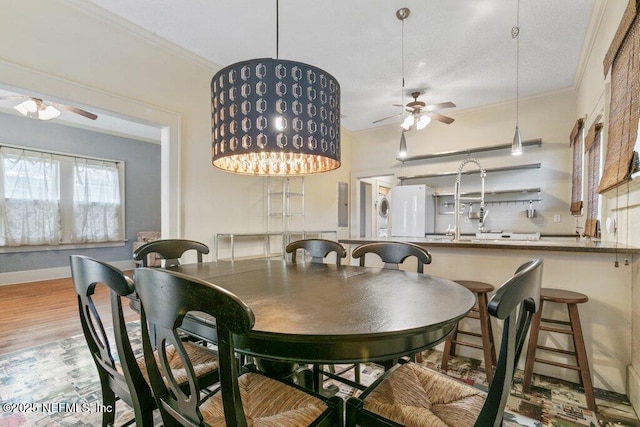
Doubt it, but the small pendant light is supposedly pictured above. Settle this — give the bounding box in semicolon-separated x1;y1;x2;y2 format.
398;131;408;158
511;0;523;156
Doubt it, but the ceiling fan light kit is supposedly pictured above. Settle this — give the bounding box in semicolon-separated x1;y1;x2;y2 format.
14;99;38;114
416;114;431;130
2;95;98;121
211;0;341;176
14;99;61;121
401;115;414;131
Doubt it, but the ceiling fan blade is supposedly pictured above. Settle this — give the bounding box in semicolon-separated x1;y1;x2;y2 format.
0;95;28;102
425;101;456;111
372;112;402;124
428;112;455;125
56;104;98;120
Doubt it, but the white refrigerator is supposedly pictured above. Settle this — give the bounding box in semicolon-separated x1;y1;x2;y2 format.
390;185;435;237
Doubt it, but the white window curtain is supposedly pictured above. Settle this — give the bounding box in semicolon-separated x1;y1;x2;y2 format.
0;148;61;246
73;158;123;243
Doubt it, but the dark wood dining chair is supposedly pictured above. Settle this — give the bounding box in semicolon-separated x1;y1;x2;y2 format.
135;267;344;426
70;255;155;426
131;238;210;339
352;241;432;364
133;238;209;267
70;255;220;427
286;238;348;392
286;238;347;265
345;259;543;427
351;241;432;273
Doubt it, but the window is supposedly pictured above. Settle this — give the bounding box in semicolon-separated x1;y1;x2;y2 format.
569;118;584;216
73;158;123;243
0;150;60;246
0;146;124;247
599;2;639;192
584;123;603;237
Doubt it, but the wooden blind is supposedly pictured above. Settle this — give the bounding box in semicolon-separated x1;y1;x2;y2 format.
598;5;640;193
603;0;639;76
570;118;584;215
584;123;603;237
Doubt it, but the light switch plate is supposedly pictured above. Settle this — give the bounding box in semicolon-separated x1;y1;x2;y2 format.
553;214;561;223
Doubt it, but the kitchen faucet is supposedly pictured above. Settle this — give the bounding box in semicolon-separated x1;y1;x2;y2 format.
454;157;486;241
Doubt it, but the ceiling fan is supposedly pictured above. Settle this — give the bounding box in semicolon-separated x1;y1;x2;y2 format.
374;91;456;129
373;7;455;131
0;95;98;121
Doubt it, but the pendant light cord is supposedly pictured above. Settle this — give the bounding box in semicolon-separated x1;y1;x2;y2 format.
401;14;405;109
276;0;279;59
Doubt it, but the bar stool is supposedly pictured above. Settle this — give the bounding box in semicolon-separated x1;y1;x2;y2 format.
441;280;497;383
522;288;596;411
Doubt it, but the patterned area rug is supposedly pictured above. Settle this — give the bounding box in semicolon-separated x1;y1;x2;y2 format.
0;322;638;426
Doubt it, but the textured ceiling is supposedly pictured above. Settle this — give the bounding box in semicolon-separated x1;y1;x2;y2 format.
29;1;601;133
81;0;595;131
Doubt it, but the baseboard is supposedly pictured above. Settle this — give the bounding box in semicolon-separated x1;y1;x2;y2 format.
0;260;136;286
628;364;640;415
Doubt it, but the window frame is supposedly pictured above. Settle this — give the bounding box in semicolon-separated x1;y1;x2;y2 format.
0;144;125;251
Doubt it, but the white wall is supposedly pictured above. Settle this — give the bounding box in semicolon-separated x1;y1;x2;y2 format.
0;0;351;266
573;0;640;410
350;89;577;236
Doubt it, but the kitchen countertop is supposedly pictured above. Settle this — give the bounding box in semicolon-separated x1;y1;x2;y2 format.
339;236;640;254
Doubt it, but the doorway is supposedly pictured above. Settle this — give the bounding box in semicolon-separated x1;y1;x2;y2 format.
357;175;395;238
0;61;181;238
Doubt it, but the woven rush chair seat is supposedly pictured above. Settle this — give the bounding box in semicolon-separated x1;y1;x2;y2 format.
198;371;331;424
133;341;219;386
361;362;485;426
346;259;543;427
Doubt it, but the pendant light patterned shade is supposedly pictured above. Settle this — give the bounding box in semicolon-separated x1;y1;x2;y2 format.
211;58;341;175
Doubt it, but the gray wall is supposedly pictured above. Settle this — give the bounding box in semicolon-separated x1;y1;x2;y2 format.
0;113;161;272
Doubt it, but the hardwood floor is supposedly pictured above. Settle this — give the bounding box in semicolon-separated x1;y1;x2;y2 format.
0;274;138;354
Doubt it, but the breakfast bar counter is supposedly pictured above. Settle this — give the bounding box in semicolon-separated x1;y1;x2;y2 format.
340;236;640;254
339;236;638;395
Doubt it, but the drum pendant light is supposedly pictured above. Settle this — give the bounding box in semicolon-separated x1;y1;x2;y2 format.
211;1;341;175
511;0;523;156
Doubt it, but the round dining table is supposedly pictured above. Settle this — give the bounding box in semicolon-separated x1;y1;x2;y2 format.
173;259;476;365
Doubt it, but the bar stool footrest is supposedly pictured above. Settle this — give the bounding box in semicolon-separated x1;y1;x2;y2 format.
535;357;582;371
451;339;484;350
539;325;575;335
536;344;576;356
541;317;571;326
455;330;483;339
